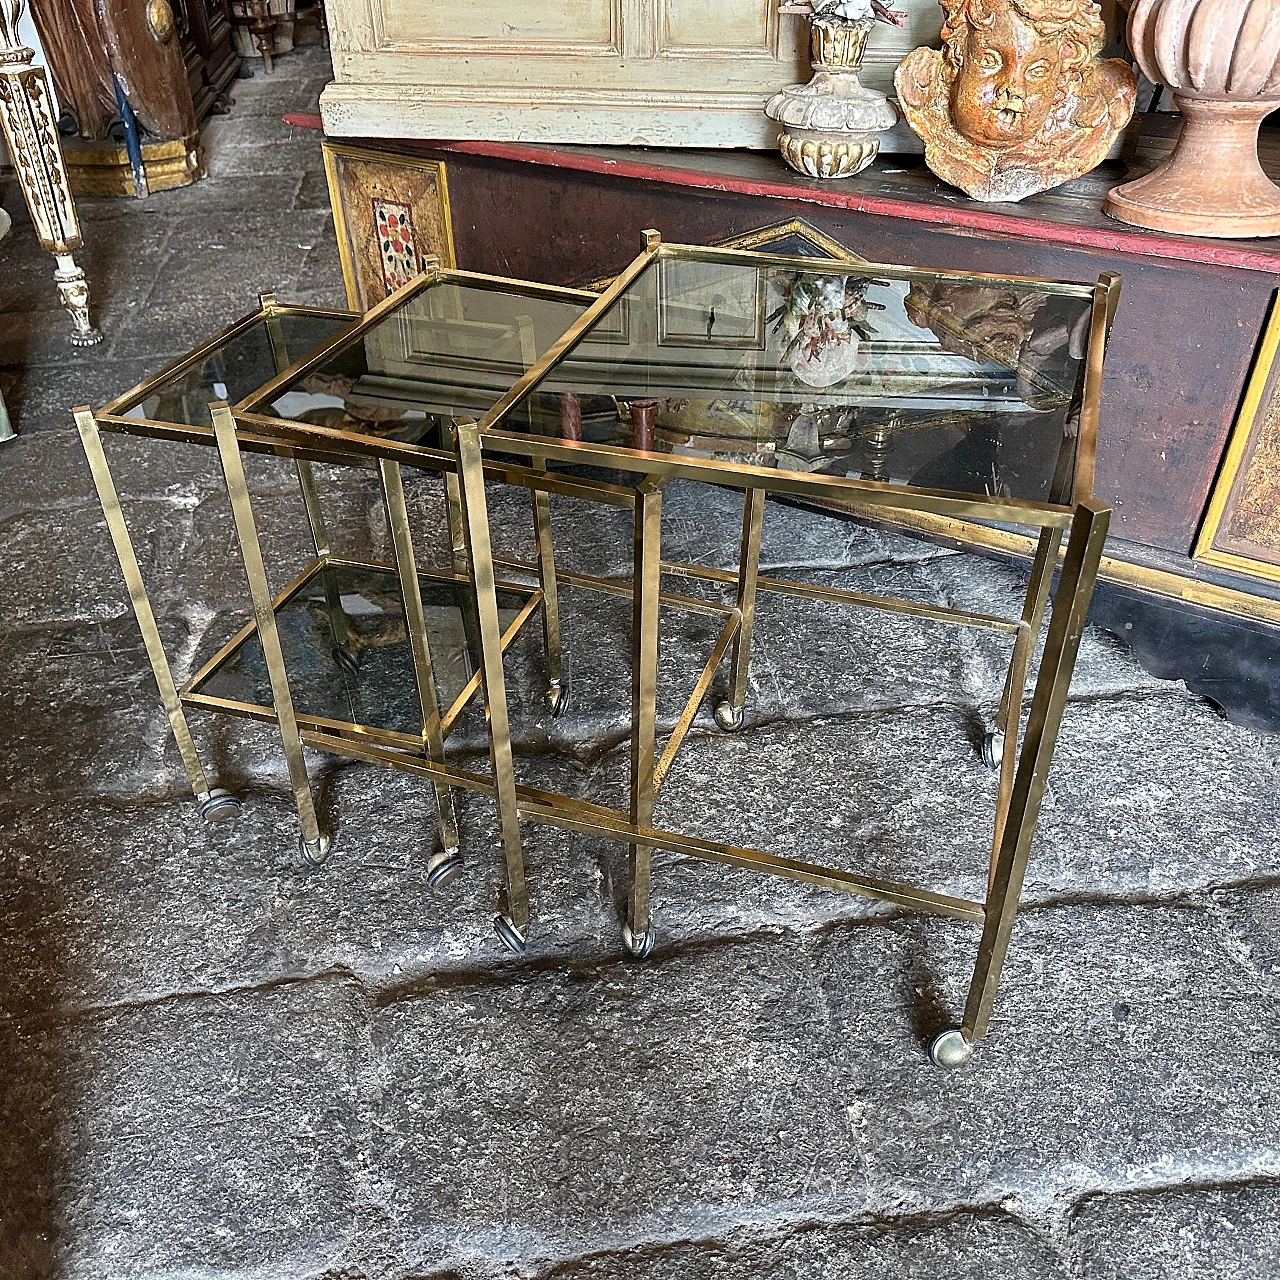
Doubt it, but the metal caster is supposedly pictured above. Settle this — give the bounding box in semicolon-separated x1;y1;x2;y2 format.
494;914;527;955
336;645;360;678
546;681;569;718
981;730;1005;771
928;1027;975;1069
426;846;463;889
298;833;332;867
714;700;745;733
197;788;243;824
621;919;656;959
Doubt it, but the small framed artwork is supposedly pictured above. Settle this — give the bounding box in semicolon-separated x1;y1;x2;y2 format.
1195;297;1280;585
323;142;457;313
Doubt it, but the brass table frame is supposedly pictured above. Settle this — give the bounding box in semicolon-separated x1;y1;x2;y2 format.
446;233;1118;1066
75;291;551;887
81;241;1120;1067
75;294;361;825
231;261;748;951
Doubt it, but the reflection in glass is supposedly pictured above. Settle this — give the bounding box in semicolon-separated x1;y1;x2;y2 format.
122;314;354;426
494;259;1094;505
193;563;526;736
260;280;589;448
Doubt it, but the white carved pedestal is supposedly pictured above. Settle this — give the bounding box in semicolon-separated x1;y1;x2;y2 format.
0;0;102;346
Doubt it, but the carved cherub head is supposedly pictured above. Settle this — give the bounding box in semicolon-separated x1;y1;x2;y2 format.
941;0;1106;148
895;0;1134;201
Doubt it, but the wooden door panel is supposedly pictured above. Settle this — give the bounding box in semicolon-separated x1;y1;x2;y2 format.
659;0;774;56
375;0;620;52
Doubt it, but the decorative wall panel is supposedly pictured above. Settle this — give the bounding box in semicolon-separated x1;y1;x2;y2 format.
320;0;942;148
323;142;456;313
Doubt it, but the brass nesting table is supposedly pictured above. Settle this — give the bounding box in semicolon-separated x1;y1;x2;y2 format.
80;235;1119;1068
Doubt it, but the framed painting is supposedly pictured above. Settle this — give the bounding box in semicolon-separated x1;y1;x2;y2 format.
1195;297;1280;585
323;141;457;313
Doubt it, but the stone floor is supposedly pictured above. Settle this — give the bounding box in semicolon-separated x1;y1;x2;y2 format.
3;41;1280;1280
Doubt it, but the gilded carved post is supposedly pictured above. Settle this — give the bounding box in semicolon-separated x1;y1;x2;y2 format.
0;0;102;345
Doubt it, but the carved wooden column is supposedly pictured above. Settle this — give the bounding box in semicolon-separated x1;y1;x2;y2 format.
0;0;101;345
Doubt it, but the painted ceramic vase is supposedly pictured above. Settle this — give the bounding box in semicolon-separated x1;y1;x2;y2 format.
1105;0;1280;237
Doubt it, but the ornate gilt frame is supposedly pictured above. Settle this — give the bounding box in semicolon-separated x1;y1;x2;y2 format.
1192;293;1280;586
323;140;458;313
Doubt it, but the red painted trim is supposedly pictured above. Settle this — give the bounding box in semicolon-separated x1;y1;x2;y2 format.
430;138;1280;273
284;112;324;129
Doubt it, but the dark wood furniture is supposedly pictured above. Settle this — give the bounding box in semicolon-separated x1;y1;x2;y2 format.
33;0;240;196
313;119;1280;730
177;0;241;120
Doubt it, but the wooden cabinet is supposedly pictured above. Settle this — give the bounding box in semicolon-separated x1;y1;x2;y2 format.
319;0;944;147
177;0;240;121
323;132;1280;728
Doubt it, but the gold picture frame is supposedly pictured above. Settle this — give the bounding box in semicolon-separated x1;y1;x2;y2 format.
1193;294;1280;585
577;217;863;294
323;141;457;313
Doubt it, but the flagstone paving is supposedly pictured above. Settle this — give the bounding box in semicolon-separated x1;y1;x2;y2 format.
2;40;1278;1280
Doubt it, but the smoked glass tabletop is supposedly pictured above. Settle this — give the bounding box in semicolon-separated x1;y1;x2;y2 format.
187;562;528;739
491;256;1098;506
114;312;355;427
248;277;591;450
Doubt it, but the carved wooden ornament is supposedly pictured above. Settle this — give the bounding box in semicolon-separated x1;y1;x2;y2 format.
895;0;1136;202
1104;0;1280;238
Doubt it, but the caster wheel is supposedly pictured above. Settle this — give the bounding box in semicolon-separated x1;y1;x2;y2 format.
714;700;745;733
197;788;243;824
336;645;359;678
928;1027;974;1070
298;833;332;867
426;847;463;889
494;914;527;955
546;682;569;718
981;730;1005;771
621;919;656;959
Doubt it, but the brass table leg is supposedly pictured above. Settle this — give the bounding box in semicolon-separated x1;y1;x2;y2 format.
454;421;529;951
715;487;765;733
263;292;357;675
212;404;330;864
378;458;463;887
519;315;566;714
931;500;1110;1069
444;472;469;578
532;485;566;715
76;408;240;823
986;525;1064;893
624;483;663;959
292;457;358;675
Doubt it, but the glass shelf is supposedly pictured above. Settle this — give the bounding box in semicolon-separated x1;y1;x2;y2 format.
184;560;535;747
115;312;356;428
492;255;1096;506
247;277;591;447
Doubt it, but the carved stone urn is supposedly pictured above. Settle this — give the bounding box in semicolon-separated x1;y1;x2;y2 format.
765;17;899;180
1105;0;1280;237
